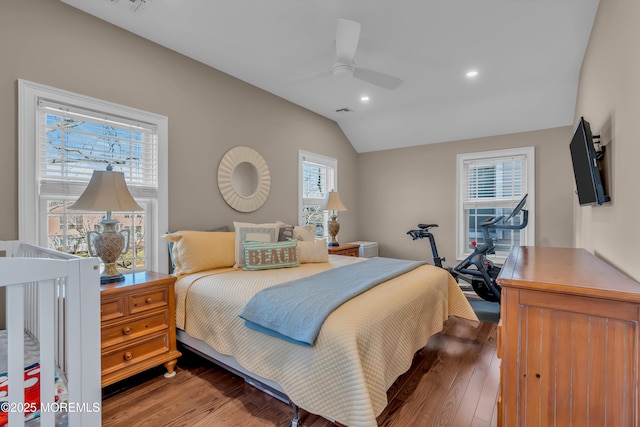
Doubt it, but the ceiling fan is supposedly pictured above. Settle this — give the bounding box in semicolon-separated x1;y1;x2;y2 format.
291;18;403;91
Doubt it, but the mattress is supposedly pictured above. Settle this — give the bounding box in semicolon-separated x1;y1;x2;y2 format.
175;255;478;427
0;331;68;426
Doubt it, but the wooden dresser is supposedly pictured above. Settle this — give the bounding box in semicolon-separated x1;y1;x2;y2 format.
497;246;640;427
100;271;181;387
327;243;360;257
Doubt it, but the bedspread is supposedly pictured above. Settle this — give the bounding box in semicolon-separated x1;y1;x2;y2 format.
240;257;426;346
175;255;478;427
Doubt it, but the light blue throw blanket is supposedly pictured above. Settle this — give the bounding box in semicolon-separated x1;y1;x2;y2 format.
239;257;426;346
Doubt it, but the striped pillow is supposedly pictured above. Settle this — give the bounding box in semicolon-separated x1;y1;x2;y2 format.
242;240;300;271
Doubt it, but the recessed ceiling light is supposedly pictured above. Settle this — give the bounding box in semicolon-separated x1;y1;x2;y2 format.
466;70;478;78
360;96;370;102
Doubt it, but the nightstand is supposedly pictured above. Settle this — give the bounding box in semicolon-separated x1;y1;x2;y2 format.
327;243;360;257
100;271;181;387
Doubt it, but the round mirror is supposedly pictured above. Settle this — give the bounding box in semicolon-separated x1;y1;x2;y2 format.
218;147;270;212
231;161;259;197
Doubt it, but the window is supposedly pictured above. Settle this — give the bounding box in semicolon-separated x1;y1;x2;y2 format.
298;150;337;237
457;147;534;261
19;80;168;274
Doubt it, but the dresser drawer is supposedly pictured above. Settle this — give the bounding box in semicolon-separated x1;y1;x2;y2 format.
129;288;168;314
101;333;170;375
101;297;125;322
101;310;169;349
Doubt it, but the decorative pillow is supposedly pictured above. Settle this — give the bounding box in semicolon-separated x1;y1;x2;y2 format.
233;222;280;267
242;240;300;271
278;223;294;241
164;231;236;276
293;224;317;241
298;238;329;263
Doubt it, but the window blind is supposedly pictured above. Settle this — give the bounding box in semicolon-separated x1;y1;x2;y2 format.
37;99;158;199
463;154;526;209
302;161;334;202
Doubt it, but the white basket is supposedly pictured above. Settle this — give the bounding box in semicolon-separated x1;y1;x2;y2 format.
348;241;379;258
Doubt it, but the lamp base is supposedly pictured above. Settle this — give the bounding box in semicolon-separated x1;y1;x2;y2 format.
100;272;125;284
88;217;129;285
327;215;341;247
100;261;125;284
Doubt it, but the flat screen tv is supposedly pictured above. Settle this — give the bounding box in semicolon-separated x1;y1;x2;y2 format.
569;117;610;206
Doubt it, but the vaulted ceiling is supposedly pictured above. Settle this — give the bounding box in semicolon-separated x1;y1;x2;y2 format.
61;0;600;152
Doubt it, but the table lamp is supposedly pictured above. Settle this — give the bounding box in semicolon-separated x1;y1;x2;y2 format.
320;190;347;247
69;165;143;284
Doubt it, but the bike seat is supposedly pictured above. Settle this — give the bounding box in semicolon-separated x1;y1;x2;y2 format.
418;223;438;230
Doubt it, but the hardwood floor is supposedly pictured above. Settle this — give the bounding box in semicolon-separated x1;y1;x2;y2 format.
102;318;499;427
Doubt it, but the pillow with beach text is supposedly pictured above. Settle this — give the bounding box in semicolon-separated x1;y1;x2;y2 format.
233;222;280;267
242;240;300;271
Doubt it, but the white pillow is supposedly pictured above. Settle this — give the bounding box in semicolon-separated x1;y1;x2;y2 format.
233;222;279;267
298;238;329;263
293;224;317;241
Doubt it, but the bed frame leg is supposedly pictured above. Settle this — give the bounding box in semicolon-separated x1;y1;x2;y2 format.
290;404;300;427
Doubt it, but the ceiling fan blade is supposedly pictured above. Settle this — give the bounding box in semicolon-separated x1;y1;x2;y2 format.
353;67;403;90
284;69;332;85
335;18;360;64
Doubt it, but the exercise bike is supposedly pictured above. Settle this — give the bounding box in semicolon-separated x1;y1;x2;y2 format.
407;194;528;303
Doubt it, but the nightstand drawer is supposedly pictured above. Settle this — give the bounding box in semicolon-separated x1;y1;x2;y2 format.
328;243;360;257
101;332;170;375
101;310;169;348
101;297;125;321
129;288;168;314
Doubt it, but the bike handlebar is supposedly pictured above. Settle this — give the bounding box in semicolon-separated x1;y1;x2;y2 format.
490;210;529;230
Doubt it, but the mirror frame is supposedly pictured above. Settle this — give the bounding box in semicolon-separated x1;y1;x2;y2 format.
217;146;271;212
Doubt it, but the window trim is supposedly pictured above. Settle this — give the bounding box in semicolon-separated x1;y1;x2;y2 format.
456;146;535;263
298;150;338;230
18;79;169;274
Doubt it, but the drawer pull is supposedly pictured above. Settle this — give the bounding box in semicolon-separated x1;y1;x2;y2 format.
122;326;132;335
146;297;153;304
123;352;133;361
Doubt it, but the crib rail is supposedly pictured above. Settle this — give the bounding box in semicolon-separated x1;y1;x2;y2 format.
0;241;101;427
12;243;80;373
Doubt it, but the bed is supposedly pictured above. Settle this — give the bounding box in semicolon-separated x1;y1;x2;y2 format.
168;229;478;427
0;241;101;427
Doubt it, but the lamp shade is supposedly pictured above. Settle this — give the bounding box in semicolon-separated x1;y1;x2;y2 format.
69;170;143;212
320;191;347;211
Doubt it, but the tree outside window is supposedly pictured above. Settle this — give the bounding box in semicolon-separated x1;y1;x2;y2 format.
298;151;338;237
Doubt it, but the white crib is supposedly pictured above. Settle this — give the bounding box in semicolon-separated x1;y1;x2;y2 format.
0;241;101;426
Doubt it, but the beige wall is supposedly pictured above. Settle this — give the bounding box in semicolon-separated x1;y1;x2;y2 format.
356;126;575;262
2;0;633;326
574;0;640;280
0;0;359;328
0;0;359;241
